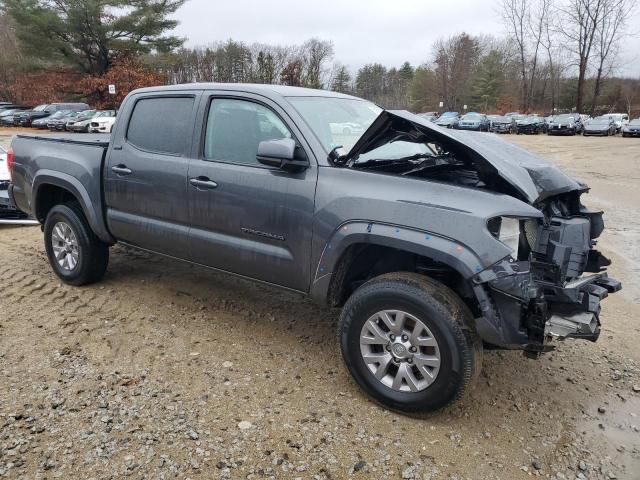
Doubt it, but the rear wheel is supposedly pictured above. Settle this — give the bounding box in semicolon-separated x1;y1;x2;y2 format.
338;272;481;414
44;203;109;285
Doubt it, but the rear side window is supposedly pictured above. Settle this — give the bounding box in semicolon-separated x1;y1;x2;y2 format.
127;97;194;155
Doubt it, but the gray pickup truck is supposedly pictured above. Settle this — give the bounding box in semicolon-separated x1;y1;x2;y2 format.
8;84;621;413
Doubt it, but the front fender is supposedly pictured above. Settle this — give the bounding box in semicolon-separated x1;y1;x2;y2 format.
309;221;484;303
33;170;114;243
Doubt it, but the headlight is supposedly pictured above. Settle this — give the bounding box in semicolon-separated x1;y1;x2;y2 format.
487;217;521;258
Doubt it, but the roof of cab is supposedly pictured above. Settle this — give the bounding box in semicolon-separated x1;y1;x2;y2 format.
129;83;361;101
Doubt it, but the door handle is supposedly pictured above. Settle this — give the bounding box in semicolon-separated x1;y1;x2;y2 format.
112;164;132;176
189;177;218;190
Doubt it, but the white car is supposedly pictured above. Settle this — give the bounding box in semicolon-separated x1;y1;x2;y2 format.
88;115;117;133
605;113;629;133
329;122;365;136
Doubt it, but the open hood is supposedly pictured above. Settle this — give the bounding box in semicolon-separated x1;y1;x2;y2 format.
345;110;583;204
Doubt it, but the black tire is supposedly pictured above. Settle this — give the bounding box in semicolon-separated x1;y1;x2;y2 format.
44;203;109;286
338;272;481;414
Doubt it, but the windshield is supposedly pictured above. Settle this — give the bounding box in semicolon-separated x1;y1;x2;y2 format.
33;104;48;112
591;118;610;124
629;119;640;126
440;112;457;118
287;97;382;152
461;113;482;119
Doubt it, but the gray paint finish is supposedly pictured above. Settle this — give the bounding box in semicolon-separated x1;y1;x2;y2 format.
8;83;594;312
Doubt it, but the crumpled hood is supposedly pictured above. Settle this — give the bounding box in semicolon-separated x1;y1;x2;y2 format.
346;110;583;204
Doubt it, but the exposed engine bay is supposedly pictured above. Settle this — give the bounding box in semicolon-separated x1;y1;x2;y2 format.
334;109;622;356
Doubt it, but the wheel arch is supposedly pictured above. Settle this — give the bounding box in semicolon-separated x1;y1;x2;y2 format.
33;171;114;244
310;222;484;312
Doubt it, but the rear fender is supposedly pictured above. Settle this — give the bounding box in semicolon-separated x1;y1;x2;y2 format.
33;170;114;243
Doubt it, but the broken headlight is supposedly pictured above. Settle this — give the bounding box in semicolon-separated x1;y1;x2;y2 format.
488;217;539;259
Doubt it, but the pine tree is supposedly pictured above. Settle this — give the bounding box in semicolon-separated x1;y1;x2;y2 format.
2;0;186;75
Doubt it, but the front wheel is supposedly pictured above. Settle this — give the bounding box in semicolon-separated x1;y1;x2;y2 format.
44;203;109;285
338;272;481;414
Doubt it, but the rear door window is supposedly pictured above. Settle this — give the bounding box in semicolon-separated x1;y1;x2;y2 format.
127;97;195;155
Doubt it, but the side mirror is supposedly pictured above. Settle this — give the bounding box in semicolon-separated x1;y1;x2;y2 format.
256;138;308;173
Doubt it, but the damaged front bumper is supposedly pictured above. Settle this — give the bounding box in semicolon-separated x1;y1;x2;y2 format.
471;210;622;357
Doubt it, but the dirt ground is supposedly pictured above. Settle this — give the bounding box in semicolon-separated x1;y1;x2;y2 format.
1;129;639;480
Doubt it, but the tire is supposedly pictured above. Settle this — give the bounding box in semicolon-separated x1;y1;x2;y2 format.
44;203;109;286
338;272;481;414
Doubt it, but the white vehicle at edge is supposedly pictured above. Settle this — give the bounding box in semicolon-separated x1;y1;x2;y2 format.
605;113;629;132
0;146;8;182
88;115;117;133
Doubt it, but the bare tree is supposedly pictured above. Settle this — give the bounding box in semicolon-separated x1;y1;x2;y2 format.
589;0;635;114
501;0;530;110
0;13;22;100
301;38;334;89
559;0;607;112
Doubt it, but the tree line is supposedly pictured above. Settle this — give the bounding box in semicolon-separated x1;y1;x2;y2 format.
0;0;638;116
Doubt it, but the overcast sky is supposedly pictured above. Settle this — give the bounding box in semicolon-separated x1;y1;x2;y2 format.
173;0;640;77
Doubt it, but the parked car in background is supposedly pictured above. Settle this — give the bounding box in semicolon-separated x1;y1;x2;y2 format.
435;111;460;128
418;112;439;122
583;116;617;136
622;119;640;138
33;114;58;129
0;108;27;126
515;114;544;134
547;113;584;136
47;110;75;131
16;103;89;127
59;110;94;131
88;113;117;133
455;112;489;131
604;113;629;133
8;83;621;414
66;110;98;132
330;122;365;136
489;115;516;134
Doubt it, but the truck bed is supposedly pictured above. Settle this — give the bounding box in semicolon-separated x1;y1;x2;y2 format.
9;133;113;242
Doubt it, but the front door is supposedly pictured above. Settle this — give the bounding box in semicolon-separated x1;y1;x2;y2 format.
187;94;317;291
105;93;198;258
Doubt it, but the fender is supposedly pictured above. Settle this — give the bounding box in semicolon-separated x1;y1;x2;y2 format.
32;170;114;244
309;221;485;304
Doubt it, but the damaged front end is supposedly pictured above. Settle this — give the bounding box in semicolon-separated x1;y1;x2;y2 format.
337;109;621;357
473;193;621;357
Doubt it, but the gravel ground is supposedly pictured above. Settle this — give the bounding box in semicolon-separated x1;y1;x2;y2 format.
1;130;639;479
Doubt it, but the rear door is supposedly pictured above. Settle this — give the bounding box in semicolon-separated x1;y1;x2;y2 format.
186;92;317;291
105;92;199;258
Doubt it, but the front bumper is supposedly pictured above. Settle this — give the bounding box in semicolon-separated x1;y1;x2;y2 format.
623;130;640;137
89;124;110;133
516;124;540;134
583;129;608;136
490;124;512;133
472;212;621;356
457;124;482;131
548;126;576;135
